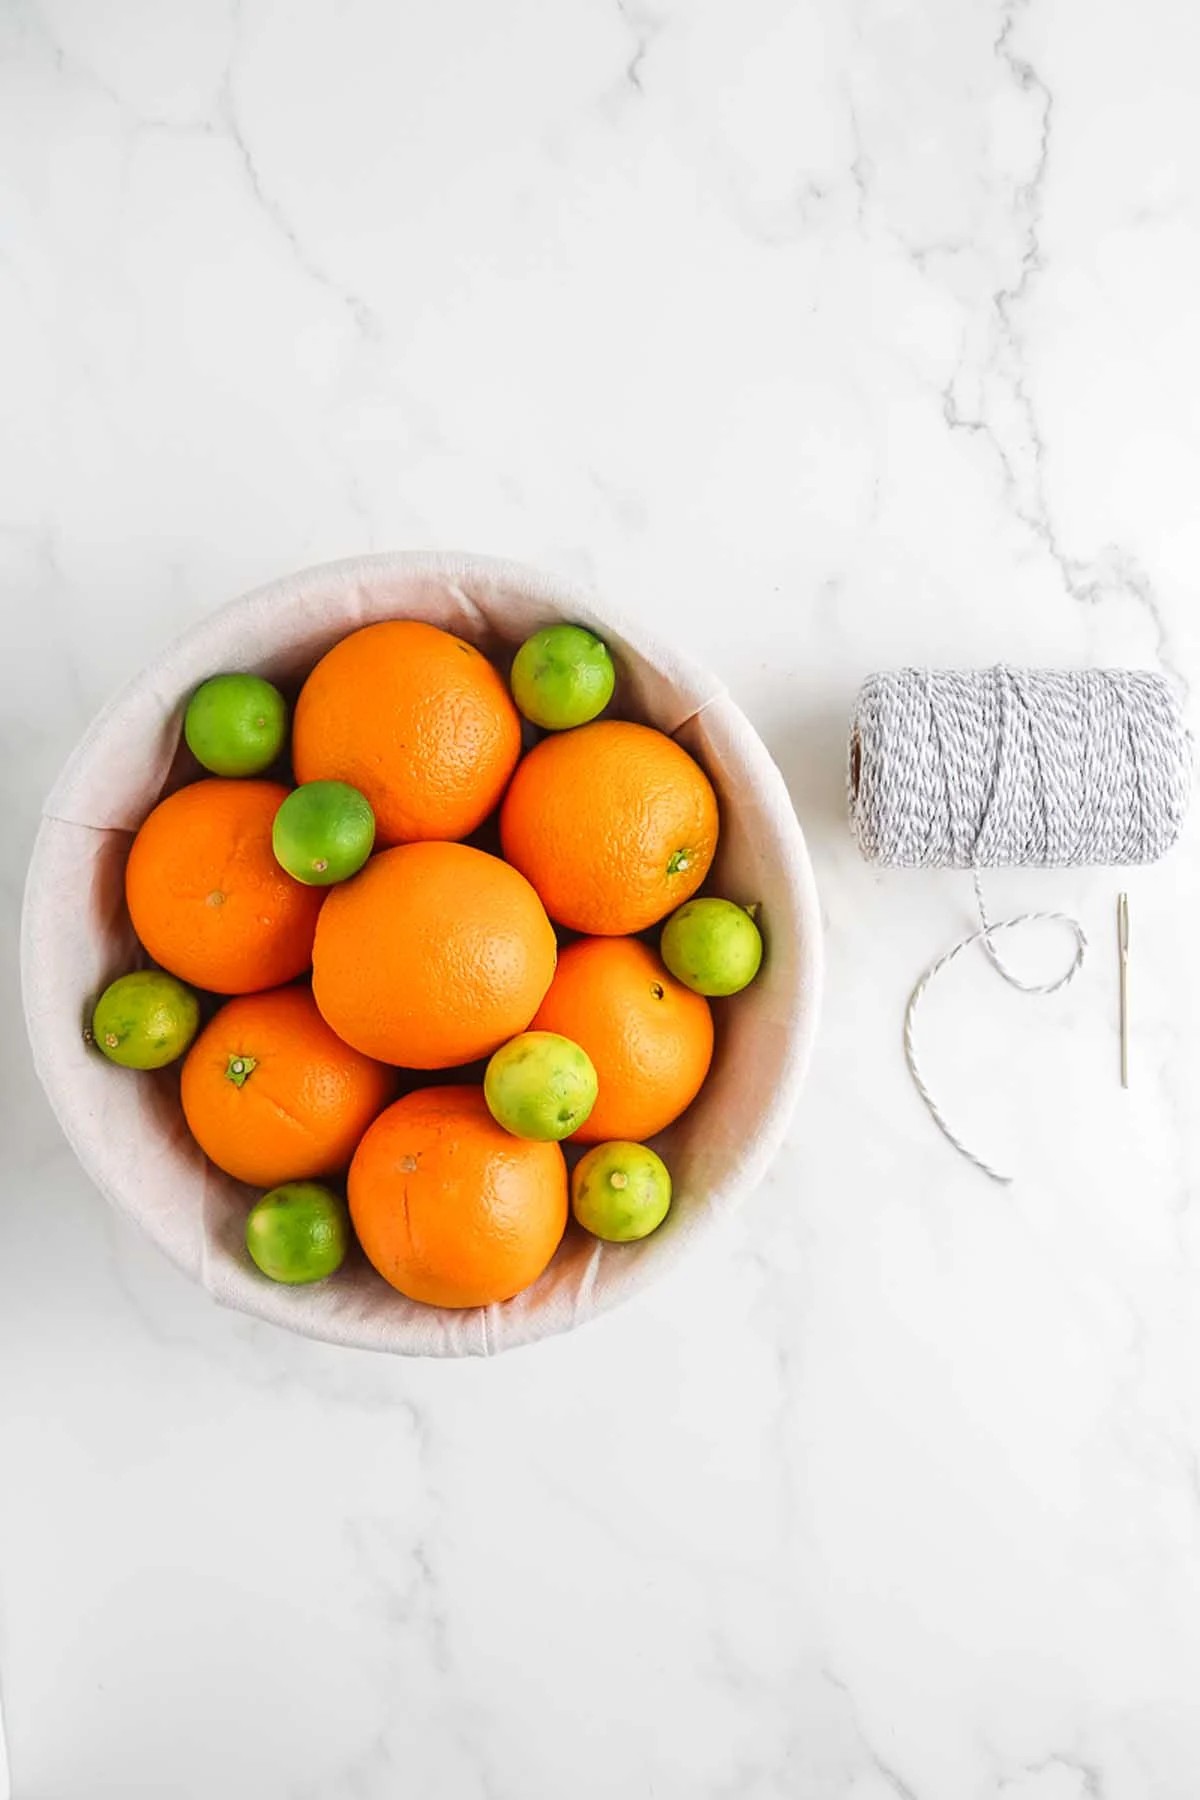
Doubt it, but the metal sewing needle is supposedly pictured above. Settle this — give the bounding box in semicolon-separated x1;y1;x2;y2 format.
1117;892;1130;1089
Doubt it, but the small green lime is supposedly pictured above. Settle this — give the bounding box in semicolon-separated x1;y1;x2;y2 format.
510;624;615;730
571;1141;672;1242
484;1031;598;1141
90;969;201;1070
245;1182;350;1284
184;673;288;777
272;781;375;885
659;897;763;997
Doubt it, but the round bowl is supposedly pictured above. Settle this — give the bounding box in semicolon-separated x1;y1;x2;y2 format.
21;552;822;1356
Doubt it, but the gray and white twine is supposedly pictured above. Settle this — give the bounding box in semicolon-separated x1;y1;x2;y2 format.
848;667;1191;1181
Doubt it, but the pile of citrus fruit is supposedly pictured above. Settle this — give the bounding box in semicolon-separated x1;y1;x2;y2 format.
89;618;764;1308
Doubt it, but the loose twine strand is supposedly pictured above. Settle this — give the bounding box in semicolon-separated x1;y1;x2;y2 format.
849;668;1191;1182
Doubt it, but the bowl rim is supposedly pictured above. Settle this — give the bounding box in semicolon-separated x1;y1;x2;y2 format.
22;550;824;1354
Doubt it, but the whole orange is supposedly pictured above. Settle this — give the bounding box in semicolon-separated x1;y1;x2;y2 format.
125;780;323;994
531;936;713;1143
349;1085;567;1308
291;620;522;847
181;985;397;1186
499;720;719;934
312;841;557;1069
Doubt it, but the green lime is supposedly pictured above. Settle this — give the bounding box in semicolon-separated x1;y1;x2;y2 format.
245;1182;350;1284
184;673;288;777
272;781;375;885
659;897;763;997
510;624;615;730
571;1141;672;1242
90;969;201;1070
484;1031;598;1141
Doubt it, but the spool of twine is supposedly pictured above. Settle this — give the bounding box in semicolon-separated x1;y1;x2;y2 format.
848;667;1191;1181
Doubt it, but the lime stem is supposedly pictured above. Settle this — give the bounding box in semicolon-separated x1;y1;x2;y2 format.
609;1171;629;1190
225;1054;257;1088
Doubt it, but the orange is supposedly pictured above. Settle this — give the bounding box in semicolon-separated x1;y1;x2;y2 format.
499;720;719;934
312;841;557;1069
349;1085;568;1307
181;984;396;1187
291;620;522;847
531;936;713;1143
125;780;323;995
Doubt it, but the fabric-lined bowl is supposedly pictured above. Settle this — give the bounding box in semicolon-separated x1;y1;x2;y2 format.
22;552;822;1357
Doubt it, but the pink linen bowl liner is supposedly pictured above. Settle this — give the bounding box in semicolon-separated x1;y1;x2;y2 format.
21;552;822;1357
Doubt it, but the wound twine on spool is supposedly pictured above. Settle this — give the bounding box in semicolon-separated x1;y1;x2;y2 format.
848;667;1192;1183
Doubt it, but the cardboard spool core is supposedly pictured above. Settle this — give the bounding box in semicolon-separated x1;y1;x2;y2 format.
849;730;862;804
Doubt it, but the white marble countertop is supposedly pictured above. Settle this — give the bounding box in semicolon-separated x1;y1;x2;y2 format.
5;2;1200;1795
